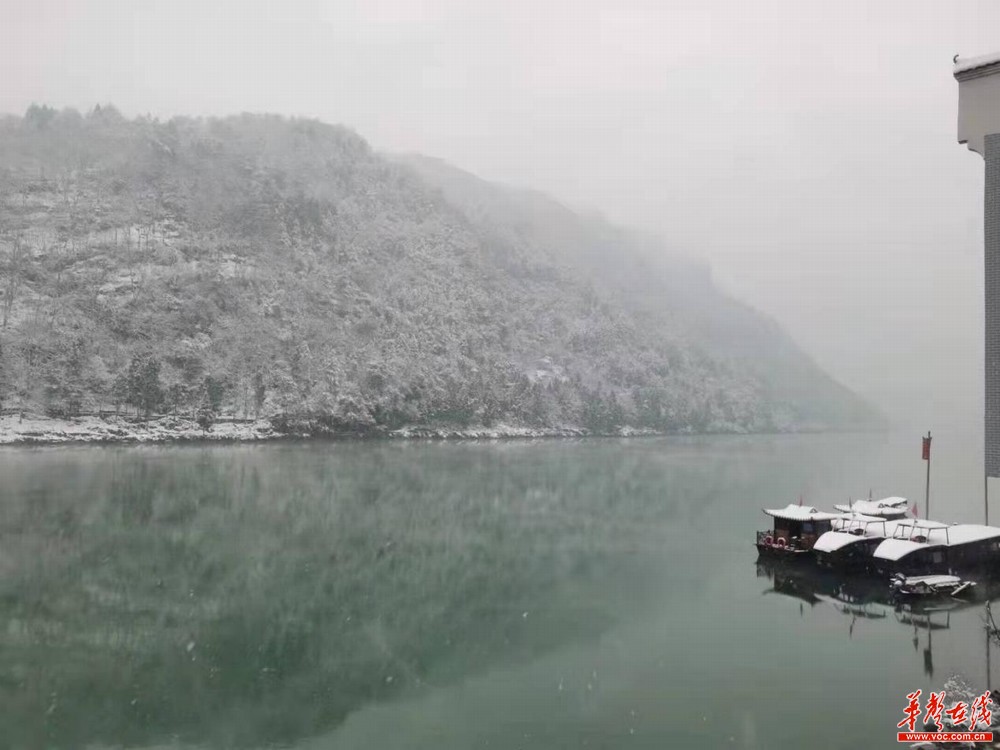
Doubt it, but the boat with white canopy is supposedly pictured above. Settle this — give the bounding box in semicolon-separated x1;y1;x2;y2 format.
872;520;1000;575
755;504;840;560
813;513;899;572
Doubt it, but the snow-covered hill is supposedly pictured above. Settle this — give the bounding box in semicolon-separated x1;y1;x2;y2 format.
0;105;875;438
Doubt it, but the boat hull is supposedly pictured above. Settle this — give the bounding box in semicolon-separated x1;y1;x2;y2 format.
755;543;813;562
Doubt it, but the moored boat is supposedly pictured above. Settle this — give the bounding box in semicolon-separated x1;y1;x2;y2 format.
756;504;839;561
813;513;896;572
936;524;1000;571
872;520;1000;576
832;496;910;519
871;520;951;576
890;573;976;599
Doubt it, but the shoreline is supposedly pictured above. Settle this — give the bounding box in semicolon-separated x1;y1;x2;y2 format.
0;414;879;448
0;414;647;447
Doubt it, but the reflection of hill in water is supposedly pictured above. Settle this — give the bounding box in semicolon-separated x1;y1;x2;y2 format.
0;441;723;748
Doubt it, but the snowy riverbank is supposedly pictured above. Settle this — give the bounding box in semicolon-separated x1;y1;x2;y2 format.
0;415;670;446
0;415;281;445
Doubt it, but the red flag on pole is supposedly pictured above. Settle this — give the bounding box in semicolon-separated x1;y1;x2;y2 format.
922;436;931;460
911;502;919;518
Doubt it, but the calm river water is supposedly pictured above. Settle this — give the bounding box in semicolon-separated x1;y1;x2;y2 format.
0;432;996;749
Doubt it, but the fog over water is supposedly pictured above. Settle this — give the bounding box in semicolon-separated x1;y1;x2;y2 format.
4;0;1000;432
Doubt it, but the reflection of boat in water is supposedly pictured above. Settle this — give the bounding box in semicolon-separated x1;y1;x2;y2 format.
756;559;993;617
757;559;888;609
893;603;958;629
815;595;891;635
755;505;838;561
757;559;996;676
762;569;823;607
814;593;889;620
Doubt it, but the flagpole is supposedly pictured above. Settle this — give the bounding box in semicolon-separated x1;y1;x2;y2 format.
925;431;932;521
987;601;993;691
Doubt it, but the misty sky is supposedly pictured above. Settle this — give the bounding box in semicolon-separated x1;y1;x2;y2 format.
4;0;999;432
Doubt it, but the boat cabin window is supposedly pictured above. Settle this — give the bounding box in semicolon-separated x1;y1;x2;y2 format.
892;523;940;542
801;520;832;535
772;518;832;547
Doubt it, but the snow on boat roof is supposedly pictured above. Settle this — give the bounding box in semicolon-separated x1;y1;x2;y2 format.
874;538;941;561
833;498;908;516
874;496;908;507
945;524;1000;544
834;512;889;524
763;504;840;522
814;531;870;553
955;51;1000;77
899;574;962;586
